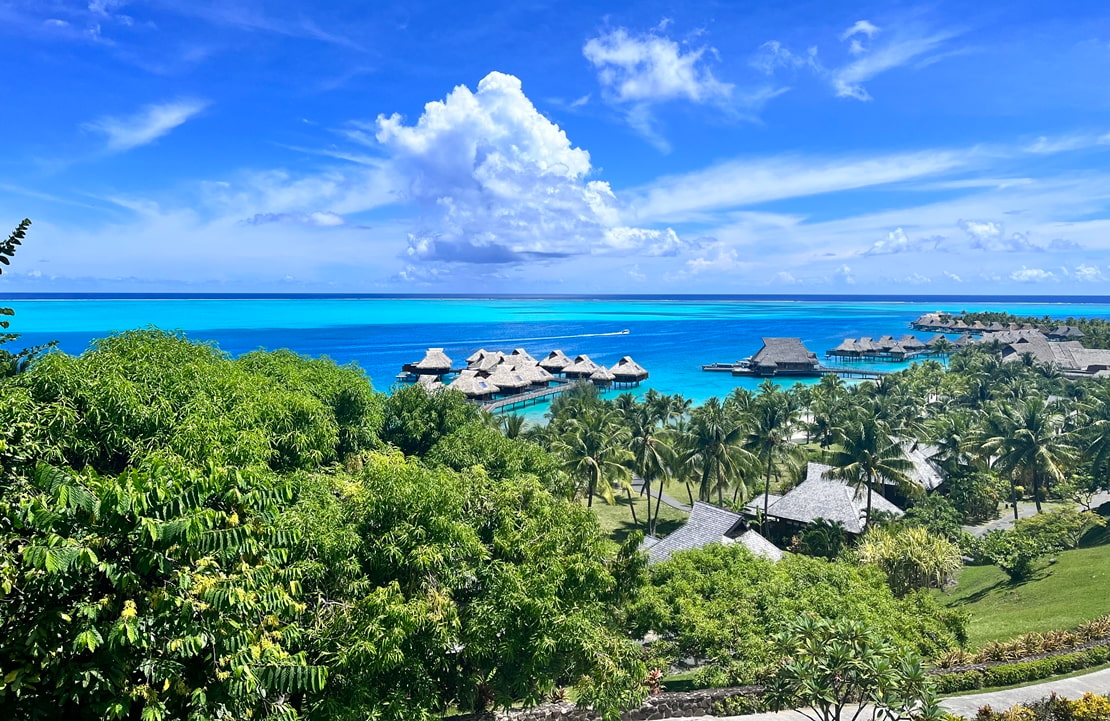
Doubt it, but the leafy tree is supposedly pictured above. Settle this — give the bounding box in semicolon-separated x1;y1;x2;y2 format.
857;525;963;596
552;406;632;508
1014;507;1106;552
628;545;965;686
902;494;965;542
621;401;675;537
764;616;945;721
682;398;754;505
793;518;850;560
380;384;480;457
976;529;1049;582
945;471;1006;524
288;454;645;720
0;219;53;376
0;462;321;721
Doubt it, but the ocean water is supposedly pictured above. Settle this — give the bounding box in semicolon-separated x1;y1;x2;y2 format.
6;295;1110;422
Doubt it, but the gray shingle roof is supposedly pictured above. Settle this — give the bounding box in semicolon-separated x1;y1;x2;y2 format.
646;502;748;564
762;463;903;534
722;529;785;562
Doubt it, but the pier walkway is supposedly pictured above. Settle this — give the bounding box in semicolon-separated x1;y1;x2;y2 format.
481;380;572;414
701;364;892;381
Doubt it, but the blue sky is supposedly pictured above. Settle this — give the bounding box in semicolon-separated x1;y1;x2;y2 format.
3;0;1110;294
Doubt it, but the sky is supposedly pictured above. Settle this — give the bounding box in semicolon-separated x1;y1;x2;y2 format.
3;1;1110;294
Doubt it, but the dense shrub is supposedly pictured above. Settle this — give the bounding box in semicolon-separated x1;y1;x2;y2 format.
975;692;1110;721
629;544;966;685
380;384;481;457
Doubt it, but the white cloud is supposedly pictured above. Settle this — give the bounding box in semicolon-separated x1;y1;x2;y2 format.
1010;266;1056;282
84;98;209;153
628;149;965;222
684;242;744;274
841;20;880;41
774;271;798;284
751;41;819;75
375;71;681;265
835;264;856;284
957;219;1043;251
863;227;944;255
905;273;931;284
583;28;732;105
1074;264;1104;282
943;271;963;282
833;29;956;100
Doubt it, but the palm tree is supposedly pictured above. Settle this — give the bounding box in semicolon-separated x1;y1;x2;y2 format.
498;413;526;439
825;414;913;528
683;398;754;506
978;397;1076;515
554;406;632;510
623;402;675;537
747;381;805;527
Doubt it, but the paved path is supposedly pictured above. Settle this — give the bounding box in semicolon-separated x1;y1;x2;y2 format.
662;667;1110;720
633;477;692;512
963;492;1110;537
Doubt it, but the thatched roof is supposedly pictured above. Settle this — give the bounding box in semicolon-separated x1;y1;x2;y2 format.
466;348;488;364
513;362;554;385
925;334;950;348
1048;325;1085;339
486;364;530;390
1002;338;1110;373
856;338;877;353
474;352;507;372
510;348;538;364
762;462;903;534
590;366;616;384
408;347;452;374
952;333;975;348
831;339;860;353
416;374;445;391
899;334;926;351
611;356;648;381
565;354;603;377
646;502;782;564
448;370;499;397
750;338;819;369
539;349;572;371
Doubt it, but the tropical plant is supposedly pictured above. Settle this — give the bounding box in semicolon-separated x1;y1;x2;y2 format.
764;615;946;721
621;401;675;537
0;219;53;376
825;414;913;528
976;529;1049;582
553;406;632;508
681;398;754;505
857;525;963;596
747;381;804;524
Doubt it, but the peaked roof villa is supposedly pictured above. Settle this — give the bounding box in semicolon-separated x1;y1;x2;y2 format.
644;502;783;564
1002;338;1110;376
748;337;820;375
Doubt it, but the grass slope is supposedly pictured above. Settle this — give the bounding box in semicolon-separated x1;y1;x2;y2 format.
939;541;1110;648
586;491;689;544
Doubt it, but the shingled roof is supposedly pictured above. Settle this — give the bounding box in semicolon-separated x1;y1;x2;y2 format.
646;502;782;564
1002;338;1110;373
762;463;904;534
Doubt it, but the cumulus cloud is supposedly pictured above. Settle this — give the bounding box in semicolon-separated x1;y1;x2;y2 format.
943;271;963;282
1073;264;1104;282
863;227;944;255
835;264;855;284
958;219;1043;252
375;71;682;266
684;242;744;274
583;27;735;150
1010;266;1056;282
85;98;209;152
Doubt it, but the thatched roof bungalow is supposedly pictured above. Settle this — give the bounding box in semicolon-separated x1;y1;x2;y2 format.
404;347;452;375
749;338;820;376
645;502;783;564
829;339;861;357
466;348;488;364
474;352;507;372
590;366;616;386
448;370;499;399
510;348;538;364
564;354;604;378
750;462;904;535
485;364;530;393
513;362;554;386
610;356;649;383
899;335;926;352
539;349;572;373
1048;325;1086;341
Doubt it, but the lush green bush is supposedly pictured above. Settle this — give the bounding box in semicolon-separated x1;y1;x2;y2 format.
930;644;1110;694
380;384;481;457
286;452;645;720
1014;507;1106;552
630;544;966;685
946;472;1007;524
7;330;378;472
857;525;963;596
974;529;1050;582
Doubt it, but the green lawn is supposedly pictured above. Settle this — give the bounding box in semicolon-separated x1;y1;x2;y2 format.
586;491;690;544
937;541;1110;648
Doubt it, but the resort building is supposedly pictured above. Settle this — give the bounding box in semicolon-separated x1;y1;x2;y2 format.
826;334;930;361
746;462;904;539
610;356;649;386
402;347;453;376
1047;325;1086;341
643;502;783;564
747;338;820;376
1001;338;1110;377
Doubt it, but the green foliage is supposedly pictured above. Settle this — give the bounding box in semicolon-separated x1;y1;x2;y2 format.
379;384;480;457
764;615;945;721
286;453;645;720
975;530;1050;582
792;518;850;560
946;472;1007;524
630;544;965;685
425;419;563;488
904;494;968;542
8;330;372;472
858;525;963;596
0;461;317;721
1015;507;1106;552
0;219;55;377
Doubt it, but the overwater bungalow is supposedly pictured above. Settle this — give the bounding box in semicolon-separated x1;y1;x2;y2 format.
416;374;445;392
827;334;927;362
538;349;572;374
899;334;926;352
510;348;538;364
610;356;649;386
643;502;782;564
485;364;530;394
742;338;821;376
513;361;554;387
564;354;604;379
829;339;861;358
1047;325;1086;341
403;347;453;376
466;348;488;365
448;370;499;400
473;352;507;372
590;366;616;387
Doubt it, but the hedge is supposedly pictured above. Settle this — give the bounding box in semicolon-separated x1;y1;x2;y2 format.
931;645;1110;694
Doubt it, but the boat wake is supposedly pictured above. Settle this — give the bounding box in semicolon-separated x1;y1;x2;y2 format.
466;329;631;345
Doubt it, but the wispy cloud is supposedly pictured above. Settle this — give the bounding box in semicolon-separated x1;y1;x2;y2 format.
84;98;209;153
832;22;959;100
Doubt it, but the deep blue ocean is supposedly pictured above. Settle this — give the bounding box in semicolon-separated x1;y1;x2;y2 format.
5;294;1110;421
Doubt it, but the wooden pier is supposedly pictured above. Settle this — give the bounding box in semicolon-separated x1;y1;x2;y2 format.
481;380;572;413
700;363;891;381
